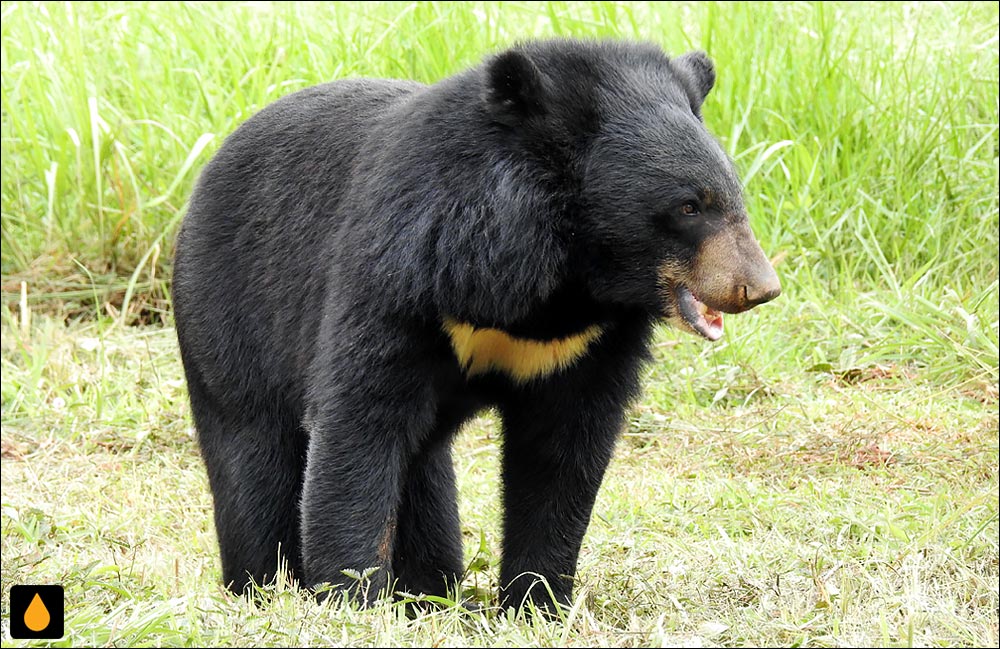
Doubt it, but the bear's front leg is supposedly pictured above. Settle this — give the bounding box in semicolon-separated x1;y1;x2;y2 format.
497;389;629;614
300;353;438;606
495;318;651;614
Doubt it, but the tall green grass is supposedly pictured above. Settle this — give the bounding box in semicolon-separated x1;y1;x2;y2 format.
2;1;998;385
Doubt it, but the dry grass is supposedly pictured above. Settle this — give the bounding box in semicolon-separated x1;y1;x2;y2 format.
2;317;996;647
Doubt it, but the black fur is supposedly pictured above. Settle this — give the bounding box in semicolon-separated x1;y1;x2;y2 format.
172;38;766;612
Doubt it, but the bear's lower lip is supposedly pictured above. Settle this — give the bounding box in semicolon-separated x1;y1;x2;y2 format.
674;285;724;341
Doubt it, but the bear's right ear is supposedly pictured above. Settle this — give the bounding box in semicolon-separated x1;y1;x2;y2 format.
484;50;547;126
672;51;716;114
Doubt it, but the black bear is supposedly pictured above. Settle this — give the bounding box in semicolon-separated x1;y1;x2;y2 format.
172;38;781;612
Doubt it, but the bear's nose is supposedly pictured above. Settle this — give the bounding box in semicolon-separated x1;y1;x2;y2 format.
743;281;781;306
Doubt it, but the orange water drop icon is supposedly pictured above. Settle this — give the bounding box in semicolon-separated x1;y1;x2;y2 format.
24;592;50;632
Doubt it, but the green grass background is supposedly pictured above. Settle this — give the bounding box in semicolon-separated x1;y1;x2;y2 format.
2;0;997;385
1;1;997;646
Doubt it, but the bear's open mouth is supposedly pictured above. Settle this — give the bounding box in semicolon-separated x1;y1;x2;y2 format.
674;284;724;341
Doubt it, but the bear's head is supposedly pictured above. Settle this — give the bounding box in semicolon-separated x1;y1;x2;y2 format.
482;40;781;340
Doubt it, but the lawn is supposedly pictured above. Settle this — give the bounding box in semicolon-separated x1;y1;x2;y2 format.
2;1;998;647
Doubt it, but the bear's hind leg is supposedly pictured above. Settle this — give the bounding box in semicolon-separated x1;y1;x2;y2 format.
189;387;307;595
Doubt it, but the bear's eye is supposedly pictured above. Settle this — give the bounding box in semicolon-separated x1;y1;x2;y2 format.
679;201;700;217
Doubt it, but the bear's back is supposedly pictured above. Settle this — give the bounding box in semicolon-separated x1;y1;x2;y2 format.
179;78;423;249
173;79;424;407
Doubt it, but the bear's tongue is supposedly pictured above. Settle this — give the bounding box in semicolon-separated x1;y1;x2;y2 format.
676;285;724;341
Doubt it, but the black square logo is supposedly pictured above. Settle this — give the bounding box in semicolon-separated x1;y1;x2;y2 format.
9;585;64;639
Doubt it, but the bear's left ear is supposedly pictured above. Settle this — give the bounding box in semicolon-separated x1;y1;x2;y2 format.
672;51;716;113
484;49;547;126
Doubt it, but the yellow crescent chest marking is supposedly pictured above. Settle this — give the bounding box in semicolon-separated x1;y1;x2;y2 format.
443;319;604;383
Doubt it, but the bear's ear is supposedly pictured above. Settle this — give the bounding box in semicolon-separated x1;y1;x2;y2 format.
484;49;547;126
672;51;716;113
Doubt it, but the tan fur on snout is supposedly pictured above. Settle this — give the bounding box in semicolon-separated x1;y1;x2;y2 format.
658;219;780;316
688;220;780;313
